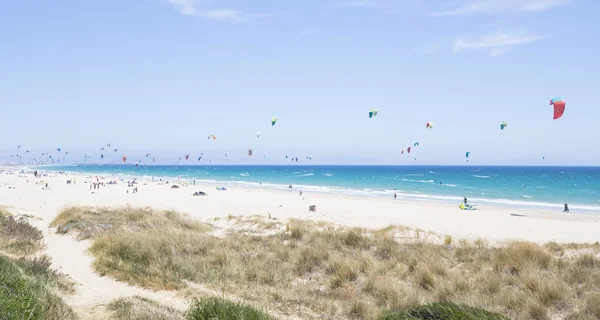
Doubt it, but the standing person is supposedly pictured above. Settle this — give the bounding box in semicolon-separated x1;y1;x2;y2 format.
464;197;468;205
564;203;569;213
45;183;48;189
90;184;92;190
299;190;303;197
394;192;397;200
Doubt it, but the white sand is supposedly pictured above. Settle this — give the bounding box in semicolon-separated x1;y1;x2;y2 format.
1;169;600;317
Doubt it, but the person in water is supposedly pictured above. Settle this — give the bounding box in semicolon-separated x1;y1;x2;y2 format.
564;203;569;213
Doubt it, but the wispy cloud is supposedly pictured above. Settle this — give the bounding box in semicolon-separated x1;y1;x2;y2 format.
453;30;545;57
334;0;379;9
167;0;254;22
432;0;570;16
169;0;197;16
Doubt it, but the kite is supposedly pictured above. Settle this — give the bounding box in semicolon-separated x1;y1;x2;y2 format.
550;98;566;120
57;148;61;152
414;142;419;147
257;132;261;138
197;156;202;161
185;154;190;160
500;122;508;130
208;135;216;140
426;122;434;129
271;117;278;126
122;155;128;163
107;143;111;147
401;150;404;155
466;152;471;162
369;109;378;118
17;145;22;149
248;149;253;157
407;147;411;154
146;153;151;158
114;149;118;152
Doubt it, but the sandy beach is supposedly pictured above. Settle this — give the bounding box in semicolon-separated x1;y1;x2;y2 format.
2;168;600;318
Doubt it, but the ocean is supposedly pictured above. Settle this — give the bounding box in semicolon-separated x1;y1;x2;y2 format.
43;165;600;213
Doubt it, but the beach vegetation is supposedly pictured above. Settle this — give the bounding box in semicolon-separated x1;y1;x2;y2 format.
0;211;44;255
187;298;274;320
0;208;76;320
108;296;185;320
52;206;600;320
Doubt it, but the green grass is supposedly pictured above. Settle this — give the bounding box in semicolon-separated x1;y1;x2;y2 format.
380;302;509;320
187;298;275;320
0;255;76;320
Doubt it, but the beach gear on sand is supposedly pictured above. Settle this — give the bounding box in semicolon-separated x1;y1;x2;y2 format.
459;204;477;210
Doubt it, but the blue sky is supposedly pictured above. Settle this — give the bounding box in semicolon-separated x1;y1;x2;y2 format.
1;0;599;165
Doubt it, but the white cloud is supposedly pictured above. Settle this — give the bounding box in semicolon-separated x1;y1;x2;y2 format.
167;0;249;22
453;30;544;57
199;9;240;21
432;0;570;16
169;0;197;16
334;0;378;9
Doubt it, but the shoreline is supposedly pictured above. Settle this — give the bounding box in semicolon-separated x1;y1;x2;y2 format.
31;166;600;214
2;168;600;244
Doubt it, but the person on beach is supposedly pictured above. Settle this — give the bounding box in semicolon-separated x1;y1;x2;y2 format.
394;192;397;200
464;197;468;205
299;190;303;197
564;203;569;213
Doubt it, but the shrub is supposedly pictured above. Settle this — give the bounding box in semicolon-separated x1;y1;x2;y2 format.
379;302;509;320
187;298;274;320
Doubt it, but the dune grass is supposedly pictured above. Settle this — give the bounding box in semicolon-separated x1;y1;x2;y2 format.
0;207;76;320
187;298;275;320
52;206;600;320
108;296;185;320
0;208;44;255
380;302;509;320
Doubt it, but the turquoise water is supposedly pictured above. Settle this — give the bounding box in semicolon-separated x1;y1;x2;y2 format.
44;165;600;213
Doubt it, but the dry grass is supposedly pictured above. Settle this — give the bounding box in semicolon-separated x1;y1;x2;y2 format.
52;206;600;320
108;296;185;320
0;209;44;255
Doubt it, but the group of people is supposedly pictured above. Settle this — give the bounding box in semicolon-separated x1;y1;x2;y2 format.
90;182;104;190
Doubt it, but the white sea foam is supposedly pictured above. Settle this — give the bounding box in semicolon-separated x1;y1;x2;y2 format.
400;179;435;183
472;175;490;178
295;173;315;177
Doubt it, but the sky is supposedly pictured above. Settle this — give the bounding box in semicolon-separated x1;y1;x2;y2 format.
1;0;599;165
